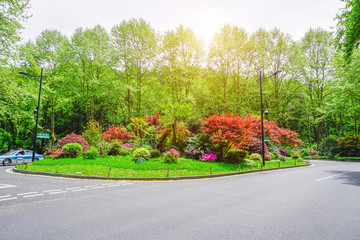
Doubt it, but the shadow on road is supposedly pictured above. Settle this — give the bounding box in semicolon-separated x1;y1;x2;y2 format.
325;170;360;186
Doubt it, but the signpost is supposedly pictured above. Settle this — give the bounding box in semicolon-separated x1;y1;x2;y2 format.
37;133;50;139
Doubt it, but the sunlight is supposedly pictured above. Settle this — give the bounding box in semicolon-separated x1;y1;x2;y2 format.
190;8;230;46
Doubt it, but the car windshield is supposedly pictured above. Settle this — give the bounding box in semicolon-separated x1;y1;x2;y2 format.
3;150;18;155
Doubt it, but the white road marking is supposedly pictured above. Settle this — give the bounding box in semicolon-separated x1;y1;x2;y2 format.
88;186;104;189
23;194;44;198
66;187;82;190
71;189;87;192
106;185;122;187
0;183;17;189
43;189;62;193
84;185;99;188
316;168;360;182
0;194;12;198
0;197;17;202
17;192;39;196
48;191;68;195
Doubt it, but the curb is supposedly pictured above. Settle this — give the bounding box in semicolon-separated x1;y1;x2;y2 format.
12;164;311;181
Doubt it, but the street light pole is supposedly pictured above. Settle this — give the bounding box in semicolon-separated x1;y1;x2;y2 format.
20;68;44;162
259;70;282;166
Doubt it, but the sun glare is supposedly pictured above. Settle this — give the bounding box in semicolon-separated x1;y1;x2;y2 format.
190;8;229;46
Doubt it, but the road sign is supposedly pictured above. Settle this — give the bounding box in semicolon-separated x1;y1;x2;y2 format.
264;137;271;141
294;144;298;148
37;133;50;139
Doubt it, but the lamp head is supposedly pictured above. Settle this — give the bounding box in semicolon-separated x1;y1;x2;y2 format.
19;72;30;76
264;109;269;115
273;70;282;76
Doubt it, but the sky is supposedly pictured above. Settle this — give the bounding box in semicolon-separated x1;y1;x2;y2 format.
21;0;344;44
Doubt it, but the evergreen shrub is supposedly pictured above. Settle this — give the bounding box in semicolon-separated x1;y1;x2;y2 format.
132;147;151;160
62;143;83;158
224;149;249;164
84;147;100;159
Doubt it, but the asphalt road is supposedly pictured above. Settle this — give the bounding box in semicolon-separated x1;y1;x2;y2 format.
1;160;359;240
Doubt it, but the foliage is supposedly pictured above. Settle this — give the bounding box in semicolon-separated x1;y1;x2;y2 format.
199;153;217;162
82;120;103;148
310;150;318;156
108;141;129;156
132;147;151;160
103;125;133;142
144;112;163;133
224;149;249;164
319;137;339;156
150;149;161;158
84;147;100;159
62;143;83;158
249;153;262;161
157;125;191;151
242;139;268;155
58;133;90;152
244;159;256;166
301;150;310;158
336;135;360;157
185;134;213;158
163;149;180;163
279;150;287;156
51;148;66;158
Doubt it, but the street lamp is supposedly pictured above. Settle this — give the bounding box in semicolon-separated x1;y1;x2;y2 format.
19;68;44;162
259;70;282;166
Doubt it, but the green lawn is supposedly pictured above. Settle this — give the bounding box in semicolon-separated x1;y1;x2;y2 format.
15;156;309;178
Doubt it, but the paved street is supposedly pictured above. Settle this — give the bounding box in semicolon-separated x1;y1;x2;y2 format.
1;160;360;240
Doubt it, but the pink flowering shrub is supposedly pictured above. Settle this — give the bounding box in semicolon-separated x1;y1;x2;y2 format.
51;148;67;158
199;153;217;162
123;142;133;148
265;153;272;160
58;132;90;152
163;149;180;163
310;150;318;156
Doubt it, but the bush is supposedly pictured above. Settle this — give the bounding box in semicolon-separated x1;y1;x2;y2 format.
82;120;103;148
319;136;338;156
132;147;151;160
103;125;132;142
199;152;217;162
62;143;83;158
224;149;249;164
150;149;161;158
336;135;360;157
292;153;300;159
310;150;318;156
249;153;262;161
163;149;180;163
301;150;310;158
244;159;256;166
185;134;213;157
58;132;90;152
243;139;268;155
108;141;125;156
84;147;100;159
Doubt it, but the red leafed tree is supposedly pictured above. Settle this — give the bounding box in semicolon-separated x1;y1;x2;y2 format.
102;125;133;142
201;113;256;160
144;111;163;133
242;114;301;146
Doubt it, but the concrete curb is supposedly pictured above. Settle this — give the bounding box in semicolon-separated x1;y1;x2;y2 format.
12;164;311;181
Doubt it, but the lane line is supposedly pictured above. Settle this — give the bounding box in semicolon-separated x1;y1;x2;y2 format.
71;189;87;192
23;194;44;198
84;185;99;188
0;183;17;189
316;168;360;182
0;197;17;202
66;187;82;190
43;189;62;193
48;191;68;195
0;194;12;198
88;186;104;189
17;192;39;196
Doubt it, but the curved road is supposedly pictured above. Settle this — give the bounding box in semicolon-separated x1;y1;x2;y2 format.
1;160;360;240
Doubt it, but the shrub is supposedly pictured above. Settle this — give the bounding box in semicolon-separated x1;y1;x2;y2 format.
310;150;318;156
51;148;66;158
185;134;213;157
301;150;310;158
163;149;180;163
82;120;103;148
244;159;256;166
108;141;124;156
150;149;161;158
249;153;262;161
279;150;287;156
58;132;90;152
336;135;360;157
132;147;151;160
199;152;217;162
319;136;338;155
286;151;293;157
62;143;83;158
265;153;272;160
84;147;100;159
103;125;132;142
292;153;300;159
224;149;249;164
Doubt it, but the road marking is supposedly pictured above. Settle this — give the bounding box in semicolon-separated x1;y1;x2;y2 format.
316;168;360;182
0;194;12;198
43;189;62;193
48;191;67;195
84;185;99;188
23;194;44;198
71;189;87;192
66;187;82;190
106;185;122;187
17;192;39;196
88;186;104;189
0;197;17;202
0;183;17;189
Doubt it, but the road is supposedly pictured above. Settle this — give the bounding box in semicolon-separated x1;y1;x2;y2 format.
1;160;360;240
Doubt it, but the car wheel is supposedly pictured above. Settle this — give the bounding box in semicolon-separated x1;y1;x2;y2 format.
3;159;11;166
34;158;39;161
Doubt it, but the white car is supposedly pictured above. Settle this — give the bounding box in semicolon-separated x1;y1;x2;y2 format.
0;150;44;166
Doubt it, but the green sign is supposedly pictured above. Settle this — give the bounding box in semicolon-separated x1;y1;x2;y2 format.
264;136;271;141
135;158;146;164
37;133;50;139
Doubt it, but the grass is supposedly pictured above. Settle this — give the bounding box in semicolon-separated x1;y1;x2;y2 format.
15;156;309;178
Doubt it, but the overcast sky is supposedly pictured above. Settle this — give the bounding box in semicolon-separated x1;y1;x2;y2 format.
21;0;344;44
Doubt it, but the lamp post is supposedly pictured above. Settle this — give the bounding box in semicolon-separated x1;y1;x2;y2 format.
259;70;282;166
19;68;44;162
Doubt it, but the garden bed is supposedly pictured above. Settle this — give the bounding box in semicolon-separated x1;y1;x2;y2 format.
15;156;309;178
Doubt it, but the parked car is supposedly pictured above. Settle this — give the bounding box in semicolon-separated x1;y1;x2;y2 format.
1;150;44;166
